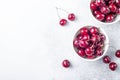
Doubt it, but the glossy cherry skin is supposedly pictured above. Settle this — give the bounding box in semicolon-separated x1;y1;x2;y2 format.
85;47;94;56
77;49;86;57
79;40;89;48
87;55;96;59
103;56;111;64
95;0;105;6
109;62;117;71
79;27;89;35
59;19;67;26
109;4;117;12
95;12;105;21
90;1;97;10
73;39;79;48
68;13;75;21
115;50;120;58
91;34;101;43
62;60;70;68
116;8;120;14
96;47;103;56
106;14;115;22
116;0;120;7
90;27;99;35
99;33;106;41
82;34;90;41
94;11;100;15
100;6;110;14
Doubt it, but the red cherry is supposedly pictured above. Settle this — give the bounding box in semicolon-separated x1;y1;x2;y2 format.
91;34;101;43
87;55;96;59
79;27;89;35
62;60;70;68
116;0;120;7
116;8;120;14
73;39;79;48
99;33;106;41
79;40;89;48
90;1;97;10
109;62;117;71
77;49;86;57
82;34;90;41
94;11;100;15
106;14;115;22
100;6;110;14
109;4;117;12
115;50;120;58
59;19;67;26
96;47;103;56
77;34;83;40
85;47;94;56
103;56;111;64
90;27;99;35
109;0;116;4
95;12;105;21
68;13;75;21
95;0;105;6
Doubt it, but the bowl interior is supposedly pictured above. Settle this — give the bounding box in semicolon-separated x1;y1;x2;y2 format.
90;0;120;25
73;26;109;61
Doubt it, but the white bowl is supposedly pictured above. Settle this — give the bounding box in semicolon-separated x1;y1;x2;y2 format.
73;25;109;61
89;0;120;25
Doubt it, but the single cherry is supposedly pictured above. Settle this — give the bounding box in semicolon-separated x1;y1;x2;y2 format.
109;4;117;12
62;60;70;68
91;34;101;43
96;47;103;56
79;27;89;35
82;34;90;41
90;27;99;35
100;6;110;14
106;14;115;22
90;1;97;10
73;39;79;48
59;19;67;26
77;49;86;57
109;62;117;71
95;0;105;6
85;47;94;56
95;12;105;21
94;11;100;15
103;55;111;64
68;13;75;21
79;40;89;48
115;50;120;58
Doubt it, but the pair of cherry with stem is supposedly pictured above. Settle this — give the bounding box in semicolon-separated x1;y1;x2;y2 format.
56;7;75;26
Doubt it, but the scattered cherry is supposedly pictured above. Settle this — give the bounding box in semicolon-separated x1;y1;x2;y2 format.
62;60;70;68
115;50;120;58
68;13;75;21
109;62;117;71
103;55;111;63
59;19;67;26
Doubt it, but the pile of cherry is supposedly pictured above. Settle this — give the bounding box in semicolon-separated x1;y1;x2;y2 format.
90;0;120;22
73;26;105;59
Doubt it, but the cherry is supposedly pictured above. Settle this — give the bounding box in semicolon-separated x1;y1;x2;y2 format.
99;33;106;41
62;60;70;68
82;34;90;41
96;41;104;48
90;27;99;35
106;14;115;22
91;34;101;43
116;0;120;7
109;0;116;4
96;47;103;56
68;13;75;21
77;49;86;57
109;4;117;12
77;34;83;40
116;8;120;14
100;6;110;14
87;55;96;59
79;40;89;48
59;19;67;26
95;12;105;21
95;0;105;6
79;27;89;35
109;62;117;71
90;1;97;10
103;55;111;63
73;39;79;48
115;50;120;58
85;47;94;56
94;11;100;15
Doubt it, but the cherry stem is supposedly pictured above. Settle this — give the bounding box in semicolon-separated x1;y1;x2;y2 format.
56;7;69;13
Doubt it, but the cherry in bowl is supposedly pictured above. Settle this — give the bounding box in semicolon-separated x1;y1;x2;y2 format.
73;26;109;61
90;0;120;24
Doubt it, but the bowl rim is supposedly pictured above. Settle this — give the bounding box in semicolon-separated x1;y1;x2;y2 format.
73;25;109;61
89;0;120;25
